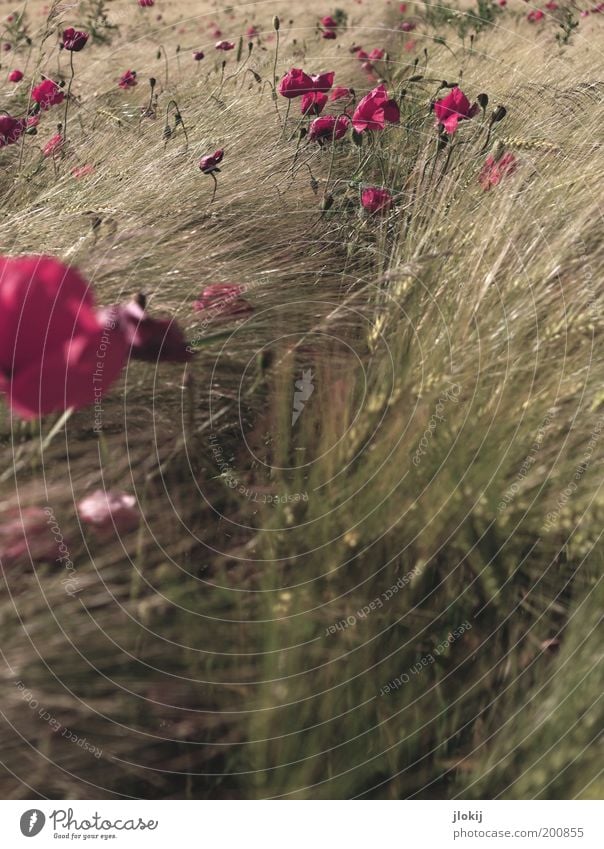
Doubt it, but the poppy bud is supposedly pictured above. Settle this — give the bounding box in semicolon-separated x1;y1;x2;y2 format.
477;92;489;110
149;77;156;89
321;195;334;212
273;15;280;31
491;105;507;123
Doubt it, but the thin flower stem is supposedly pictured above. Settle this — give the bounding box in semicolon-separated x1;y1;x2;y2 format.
62;51;75;144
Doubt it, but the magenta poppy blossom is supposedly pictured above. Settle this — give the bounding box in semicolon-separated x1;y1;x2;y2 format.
118;69;137;89
433;87;478;134
0;506;64;566
310;71;335;93
527;9;545;20
71;164;94;179
278;68;313;97
43;133;64;157
61;27;89;52
352;84;400;132
322;29;336;39
199;149;224;174
330;86;352;101
31;79;65;110
78;490;140;539
138;0;155;6
321;15;338;30
368;48;385;61
0;114;26;147
278;68;334;98
301;91;328;116
215;40;235;51
361;187;394;214
0;256;129;419
479;151;517;190
400;21;416;31
8;68;23;82
308;114;350;142
246;25;260;39
193;284;253;319
193;50;205;61
102;299;193;364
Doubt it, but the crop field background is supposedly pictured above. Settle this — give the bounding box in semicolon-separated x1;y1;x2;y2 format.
0;0;602;799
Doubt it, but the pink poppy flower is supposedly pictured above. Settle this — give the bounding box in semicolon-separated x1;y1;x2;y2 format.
527;9;545;20
78;490;140;539
278;68;313;97
199;149;224;174
321;15;338;30
399;3;408;11
103;298;193;364
368;48;385;61
308;114;349;142
352;84;400;132
545;1;558;8
0;256;129;419
330;86;352;101
0;506;64;566
400;21;416;31
246;25;260;39
118;69;137;89
138;0;155;6
193;50;205;61
71;164;94;178
193;284;253;319
361;187;394;214
310;71;335;93
322;29;337;39
301;91;328;116
61;27;89;52
278;68;334;98
215;40;235;50
43;133;64;157
433;87;478;134
8;68;23;83
478;151;517;190
31;79;65;110
0;114;26;147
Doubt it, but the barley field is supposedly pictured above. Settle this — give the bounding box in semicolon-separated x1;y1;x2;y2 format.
0;0;602;800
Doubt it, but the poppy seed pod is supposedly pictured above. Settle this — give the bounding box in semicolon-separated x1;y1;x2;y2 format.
273;16;280;31
477;92;489;110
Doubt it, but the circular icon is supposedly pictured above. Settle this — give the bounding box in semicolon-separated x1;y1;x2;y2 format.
19;810;46;837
